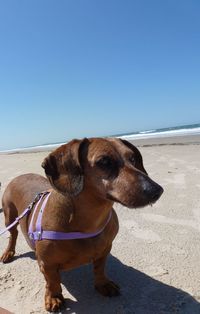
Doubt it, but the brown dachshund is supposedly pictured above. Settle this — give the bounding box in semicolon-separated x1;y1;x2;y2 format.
0;138;163;312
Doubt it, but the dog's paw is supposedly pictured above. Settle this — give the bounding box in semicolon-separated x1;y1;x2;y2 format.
95;280;120;297
0;250;15;263
45;294;64;312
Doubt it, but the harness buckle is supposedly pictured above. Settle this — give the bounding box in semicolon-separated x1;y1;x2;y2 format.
36;231;42;240
28;233;34;240
29;231;42;241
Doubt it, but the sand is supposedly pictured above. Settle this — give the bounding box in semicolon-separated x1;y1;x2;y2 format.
0;136;200;314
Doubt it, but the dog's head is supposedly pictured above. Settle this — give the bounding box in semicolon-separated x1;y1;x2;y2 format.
42;137;163;208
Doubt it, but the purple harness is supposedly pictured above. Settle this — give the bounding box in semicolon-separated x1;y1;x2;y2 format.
0;192;112;246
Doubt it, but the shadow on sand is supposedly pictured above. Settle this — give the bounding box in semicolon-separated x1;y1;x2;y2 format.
13;251;200;313
58;254;200;314
13;250;36;261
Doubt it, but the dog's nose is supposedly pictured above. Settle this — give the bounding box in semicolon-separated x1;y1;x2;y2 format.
141;176;164;203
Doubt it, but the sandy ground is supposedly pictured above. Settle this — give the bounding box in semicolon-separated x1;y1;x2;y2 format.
0;136;200;314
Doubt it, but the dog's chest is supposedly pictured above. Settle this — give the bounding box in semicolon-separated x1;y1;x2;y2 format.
36;210;119;271
59;212;119;270
59;233;114;270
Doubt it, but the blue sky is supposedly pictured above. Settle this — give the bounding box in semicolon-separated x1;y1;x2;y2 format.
0;0;199;150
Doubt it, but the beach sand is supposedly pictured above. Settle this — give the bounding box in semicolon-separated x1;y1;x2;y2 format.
0;135;200;313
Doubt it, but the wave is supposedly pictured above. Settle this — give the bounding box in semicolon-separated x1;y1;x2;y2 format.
121;127;200;140
139;129;156;134
0;143;66;154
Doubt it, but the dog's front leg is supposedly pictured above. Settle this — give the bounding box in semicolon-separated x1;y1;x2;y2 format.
93;249;120;297
39;262;64;312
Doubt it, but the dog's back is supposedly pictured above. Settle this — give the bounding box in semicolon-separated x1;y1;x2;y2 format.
2;173;50;215
1;174;51;254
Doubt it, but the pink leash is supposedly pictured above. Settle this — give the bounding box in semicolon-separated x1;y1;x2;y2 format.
0;206;31;236
0;192;46;236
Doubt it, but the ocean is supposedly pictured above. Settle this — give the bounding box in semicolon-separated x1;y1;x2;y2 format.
1;123;200;154
118;122;200;140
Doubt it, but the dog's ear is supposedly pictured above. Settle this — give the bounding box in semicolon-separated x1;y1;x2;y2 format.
42;138;89;196
120;139;148;175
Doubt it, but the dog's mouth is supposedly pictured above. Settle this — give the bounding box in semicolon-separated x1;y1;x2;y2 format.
106;190;163;209
106;193;146;209
106;193;130;207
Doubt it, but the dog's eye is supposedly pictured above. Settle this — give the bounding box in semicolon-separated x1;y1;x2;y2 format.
129;155;136;166
96;156;113;170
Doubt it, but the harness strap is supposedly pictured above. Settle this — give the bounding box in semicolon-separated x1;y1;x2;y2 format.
30;210;112;241
33;192;51;240
28;192;112;244
28;194;45;234
28;192;49;245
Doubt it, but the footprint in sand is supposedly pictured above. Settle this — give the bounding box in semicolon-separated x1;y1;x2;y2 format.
186;165;200;173
0;270;15;292
162;173;186;187
121;220;161;242
141;213;199;231
192;208;200;231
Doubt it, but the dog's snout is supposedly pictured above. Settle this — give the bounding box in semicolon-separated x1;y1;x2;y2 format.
141;176;164;203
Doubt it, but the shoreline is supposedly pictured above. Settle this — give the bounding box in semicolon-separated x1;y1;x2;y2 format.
1;134;200;155
130;133;200;147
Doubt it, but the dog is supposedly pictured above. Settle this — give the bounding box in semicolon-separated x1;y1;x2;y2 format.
0;138;163;312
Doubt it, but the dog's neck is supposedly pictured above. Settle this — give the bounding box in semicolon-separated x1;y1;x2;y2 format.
50;188;114;233
74;187;114;232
